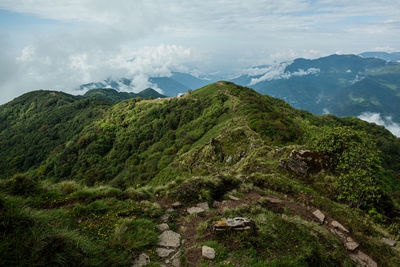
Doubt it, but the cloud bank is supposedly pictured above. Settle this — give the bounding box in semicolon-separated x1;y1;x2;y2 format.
248;63;320;85
358;112;400;137
0;40;194;102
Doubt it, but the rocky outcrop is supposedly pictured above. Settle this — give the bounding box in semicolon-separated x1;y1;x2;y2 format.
279;150;328;176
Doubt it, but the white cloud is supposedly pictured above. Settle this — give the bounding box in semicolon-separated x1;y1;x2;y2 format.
248;62;320;85
0;41;194;103
358;112;400;137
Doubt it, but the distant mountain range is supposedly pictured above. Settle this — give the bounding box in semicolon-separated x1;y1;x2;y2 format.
233;54;400;124
83;88;165;102
79;72;211;97
359;51;400;62
78;53;400;128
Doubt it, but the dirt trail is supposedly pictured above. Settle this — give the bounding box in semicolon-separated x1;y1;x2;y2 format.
162;191;377;267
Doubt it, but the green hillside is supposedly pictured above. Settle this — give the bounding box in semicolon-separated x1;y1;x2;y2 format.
83;88;165;102
1;82;400;266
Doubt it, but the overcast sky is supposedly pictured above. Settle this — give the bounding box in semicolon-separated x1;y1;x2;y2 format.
0;0;399;103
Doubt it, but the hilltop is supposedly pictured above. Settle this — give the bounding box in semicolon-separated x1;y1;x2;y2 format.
83;88;166;102
0;82;400;266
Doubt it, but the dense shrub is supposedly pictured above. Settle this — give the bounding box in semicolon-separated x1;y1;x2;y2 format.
169;175;241;204
4;174;39;196
111;218;158;252
309;126;381;208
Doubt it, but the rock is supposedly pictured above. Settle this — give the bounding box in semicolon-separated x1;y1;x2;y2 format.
132;253;150;267
228;195;240;201
158;230;181;248
280;149;328;176
156;248;175;258
344;237;359;251
188;202;209;214
214;217;257;232
157;223;169;232
382;237;397;247
312;209;325;224
226;155;233;163
331;221;349;233
172;257;181;267
329;228;346;239
197;202;209;211
172;201;182;208
166;208;175;213
187;207;205;215
161;213;170;222
349;250;377;267
202;246;215;260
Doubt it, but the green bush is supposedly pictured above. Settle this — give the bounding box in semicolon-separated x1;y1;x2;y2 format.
54;180;82;195
111;218;158;252
309;126;381;208
4;173;39;196
169;175;241;204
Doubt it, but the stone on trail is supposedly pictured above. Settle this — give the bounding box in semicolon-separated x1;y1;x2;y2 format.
132;253;150;267
158;230;181;248
228;195;240;201
331;220;349;233
197;202;209;211
187;202;209;215
202;246;215;260
349;250;377;267
161;213;170;222
382;237;397;247
187;206;205;215
312;209;325;224
157;223;169;232
344;236;359;251
156;248;175;258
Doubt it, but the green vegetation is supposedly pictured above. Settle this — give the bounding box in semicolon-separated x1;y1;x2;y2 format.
309;127;381;208
83;88;165;102
1;82;399;266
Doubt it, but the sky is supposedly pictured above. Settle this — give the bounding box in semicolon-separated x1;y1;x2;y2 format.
0;0;400;104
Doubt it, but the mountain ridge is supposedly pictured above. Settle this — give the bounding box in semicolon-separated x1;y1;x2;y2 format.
1;83;400;265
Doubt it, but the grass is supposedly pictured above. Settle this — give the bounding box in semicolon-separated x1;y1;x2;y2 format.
1;82;400;266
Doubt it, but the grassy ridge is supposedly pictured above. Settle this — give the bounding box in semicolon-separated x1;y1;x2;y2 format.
1;82;400;266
